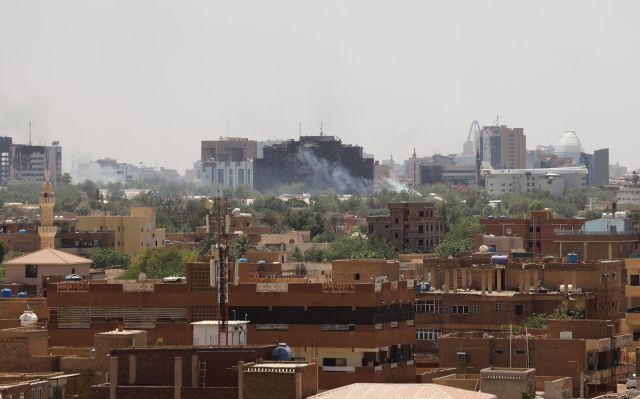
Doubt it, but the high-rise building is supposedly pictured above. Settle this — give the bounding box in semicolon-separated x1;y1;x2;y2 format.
254;135;373;194
197;137;257;188
201;137;257;163
8;141;62;185
479;125;526;169
0;136;12;184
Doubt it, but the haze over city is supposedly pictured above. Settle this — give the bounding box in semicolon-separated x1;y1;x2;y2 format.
1;1;638;172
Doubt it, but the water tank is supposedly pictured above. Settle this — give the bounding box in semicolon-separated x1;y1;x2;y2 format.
238;258;249;263
415;282;431;293
500;215;507;220
19;310;37;327
487;215;495;220
491;255;508;265
18;229;27;234
272;343;293;361
488;247;496;253
64;274;82;281
0;288;11;298
16;292;28;298
479;245;489;253
567;253;578;264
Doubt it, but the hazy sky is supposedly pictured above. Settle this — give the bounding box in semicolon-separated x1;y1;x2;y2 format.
1;1;638;173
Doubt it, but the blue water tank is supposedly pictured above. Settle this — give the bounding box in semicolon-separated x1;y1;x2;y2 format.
238;258;249;263
415;282;431;293
16;292;27;298
500;215;507;220
0;288;11;298
272;343;293;361
18;229;27;234
567;253;579;264
491;255;508;265
487;215;495;220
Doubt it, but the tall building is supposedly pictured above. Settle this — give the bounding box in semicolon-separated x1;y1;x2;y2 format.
0;136;12;184
254;135;374;194
197;137;257;188
479;125;526;169
8;141;62;185
201;137;257;162
37;170;56;249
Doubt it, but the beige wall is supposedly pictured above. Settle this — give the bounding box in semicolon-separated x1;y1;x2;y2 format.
75;207;164;258
4;263;91;292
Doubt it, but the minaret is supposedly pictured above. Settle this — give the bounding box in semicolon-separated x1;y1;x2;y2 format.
38;170;56;249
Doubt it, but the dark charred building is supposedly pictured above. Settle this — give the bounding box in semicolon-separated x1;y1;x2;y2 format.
254;135;374;194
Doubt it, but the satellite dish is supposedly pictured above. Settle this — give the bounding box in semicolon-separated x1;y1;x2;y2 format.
138;272;147;280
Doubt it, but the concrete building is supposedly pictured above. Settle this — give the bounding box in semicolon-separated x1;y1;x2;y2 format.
201;137;257;163
37;170;56;250
617;171;640;207
47;259;416;390
198;159;254;188
480;209;584;256
90;345;318;399
482;166;589;197
415;255;625;357
254;135;374;194
3;248;92;294
75;207;165;258
553;212;638;260
439;319;633;395
367;201;445;253
8;141;62;185
479;125;526;170
479;367;535;399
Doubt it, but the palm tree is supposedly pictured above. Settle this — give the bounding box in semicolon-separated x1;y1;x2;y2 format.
231;234;256;259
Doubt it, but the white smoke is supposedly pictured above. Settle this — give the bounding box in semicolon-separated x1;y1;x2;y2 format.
296;149;372;195
382;178;422;196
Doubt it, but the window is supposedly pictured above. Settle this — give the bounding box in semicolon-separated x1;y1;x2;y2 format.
418;225;424;233
25;265;38;278
451;305;469;314
395;218;399;224
495;302;502;311
516;350;526;355
416;328;442;341
354;273;360;281
632;275;640;286
493;349;504;355
474;305;480;314
515;304;524;316
633;331;640;341
419;211;424;217
323;358;347;367
415;300;442;314
505;228;512;235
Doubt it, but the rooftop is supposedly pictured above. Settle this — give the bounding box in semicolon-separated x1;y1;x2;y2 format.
4;248;92;266
309;383;497;399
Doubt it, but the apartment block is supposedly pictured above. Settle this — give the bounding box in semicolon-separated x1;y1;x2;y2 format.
367;202;445;253
439;319;633;394
480;209;584;256
47;259;416;389
479;125;526;170
75;207;165;258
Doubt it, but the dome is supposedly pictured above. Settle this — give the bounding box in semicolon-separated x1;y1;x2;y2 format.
554;130;584;164
271;343;292;361
19;310;38;327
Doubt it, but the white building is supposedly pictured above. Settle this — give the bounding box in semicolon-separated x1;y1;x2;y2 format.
197;159;254;189
616;171;640;207
482;166;588;198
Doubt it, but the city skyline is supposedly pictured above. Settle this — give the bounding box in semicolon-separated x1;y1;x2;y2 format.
1;1;638;172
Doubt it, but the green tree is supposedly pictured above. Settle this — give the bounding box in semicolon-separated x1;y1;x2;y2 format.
302;246;325;262
89;248;131;269
119;248;195;279
0;241;5;263
60;172;72;185
434;217;483;257
325;236;397;260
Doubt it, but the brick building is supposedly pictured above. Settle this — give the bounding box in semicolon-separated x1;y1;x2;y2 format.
480;209;584;256
414;255;625;359
438;319;633;395
93;344;320;399
367;201;445;252
47;259;416;389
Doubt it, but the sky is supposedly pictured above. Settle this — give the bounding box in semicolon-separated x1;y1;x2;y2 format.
0;1;639;174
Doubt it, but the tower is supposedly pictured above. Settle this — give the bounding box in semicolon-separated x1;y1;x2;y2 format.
38;170;56;249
